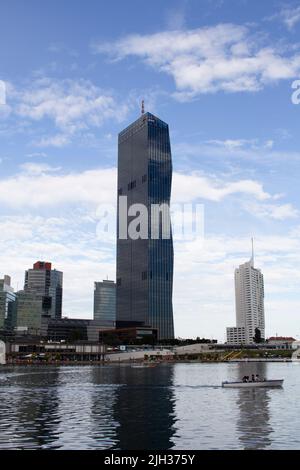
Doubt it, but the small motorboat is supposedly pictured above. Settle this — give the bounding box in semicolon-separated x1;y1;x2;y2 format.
131;362;157;369
222;379;283;388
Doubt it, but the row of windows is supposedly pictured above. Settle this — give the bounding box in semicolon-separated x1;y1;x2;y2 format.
117;271;171;286
143;271;169;281
117;173;172;196
118;174;148;196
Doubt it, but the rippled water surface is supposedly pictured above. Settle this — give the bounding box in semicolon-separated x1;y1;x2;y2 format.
0;362;299;449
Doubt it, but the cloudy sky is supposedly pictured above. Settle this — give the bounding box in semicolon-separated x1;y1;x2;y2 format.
1;0;300;341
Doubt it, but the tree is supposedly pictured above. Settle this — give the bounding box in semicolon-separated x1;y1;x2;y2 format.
253;328;262;343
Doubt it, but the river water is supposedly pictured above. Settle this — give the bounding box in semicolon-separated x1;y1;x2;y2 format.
0;362;299;450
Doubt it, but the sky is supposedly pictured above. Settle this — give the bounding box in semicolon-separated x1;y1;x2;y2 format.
1;0;300;341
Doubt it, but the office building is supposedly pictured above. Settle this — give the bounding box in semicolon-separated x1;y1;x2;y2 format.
24;261;63;318
226;242;265;345
0;275;17;330
40;317;107;343
16;290;44;333
226;326;246;345
16;261;63;334
93;280;116;329
116;111;174;339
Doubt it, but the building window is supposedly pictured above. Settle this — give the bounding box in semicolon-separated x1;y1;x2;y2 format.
128;180;136;190
117;278;122;286
118;188;123;195
142;271;148;281
142;174;147;183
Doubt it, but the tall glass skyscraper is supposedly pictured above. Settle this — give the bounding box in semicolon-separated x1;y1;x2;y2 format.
116;112;174;339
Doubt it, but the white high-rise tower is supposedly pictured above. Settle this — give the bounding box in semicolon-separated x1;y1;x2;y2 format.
227;240;265;344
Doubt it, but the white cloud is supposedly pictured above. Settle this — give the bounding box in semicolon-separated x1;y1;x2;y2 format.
8;78;131;146
0;166;117;208
16;78;128;128
273;5;300;30
0;164;296;223
245;201;299;220
173;172;271;202
93;23;300;98
33;133;71;148
20;162;62;175
0;165;277;209
205;138;274;151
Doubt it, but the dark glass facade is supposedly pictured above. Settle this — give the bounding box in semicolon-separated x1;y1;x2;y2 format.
93;280;116;328
116;112;174;339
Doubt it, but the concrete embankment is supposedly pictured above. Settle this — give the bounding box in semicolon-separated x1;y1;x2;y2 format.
106;349;174;362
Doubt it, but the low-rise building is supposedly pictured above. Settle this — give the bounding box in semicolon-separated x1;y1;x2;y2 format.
226;326;246;345
41;317;110;342
6;339;106;362
267;337;296;350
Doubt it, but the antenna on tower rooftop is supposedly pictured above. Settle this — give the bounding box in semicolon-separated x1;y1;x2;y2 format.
251;237;254;265
141;100;145;115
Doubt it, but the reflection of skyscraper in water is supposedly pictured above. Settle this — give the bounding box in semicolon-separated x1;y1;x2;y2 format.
235;363;273;450
53;367;120;449
89;367;120;449
111;366;176;450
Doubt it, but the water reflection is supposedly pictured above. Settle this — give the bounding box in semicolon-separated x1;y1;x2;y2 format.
0;367;61;449
111;365;176;450
0;363;296;449
0;365;176;450
235;363;274;449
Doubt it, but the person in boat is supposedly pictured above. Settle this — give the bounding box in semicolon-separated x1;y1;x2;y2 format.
255;374;260;382
251;374;255;382
242;376;247;382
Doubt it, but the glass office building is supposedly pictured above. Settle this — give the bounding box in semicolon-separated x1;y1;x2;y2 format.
0;276;17;330
116;112;174;339
93;280;116;329
16;290;44;333
24;261;63;319
16;261;63;335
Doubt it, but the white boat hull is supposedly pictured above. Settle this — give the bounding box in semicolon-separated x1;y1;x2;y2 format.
222;380;283;388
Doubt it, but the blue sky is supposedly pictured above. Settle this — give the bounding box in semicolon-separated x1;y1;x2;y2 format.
1;0;300;340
